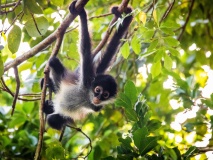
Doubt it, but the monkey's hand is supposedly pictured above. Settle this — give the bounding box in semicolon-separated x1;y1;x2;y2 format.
69;0;86;16
111;6;132;18
43;100;54;115
40;78;55;92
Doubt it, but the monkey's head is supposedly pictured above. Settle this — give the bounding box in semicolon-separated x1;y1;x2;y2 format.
91;74;117;106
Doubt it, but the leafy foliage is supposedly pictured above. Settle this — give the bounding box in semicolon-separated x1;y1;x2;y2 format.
1;0;213;159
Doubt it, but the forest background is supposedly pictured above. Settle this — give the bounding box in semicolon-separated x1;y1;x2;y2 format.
1;0;213;159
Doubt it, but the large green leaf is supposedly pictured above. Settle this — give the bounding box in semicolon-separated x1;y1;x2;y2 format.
124;80;137;104
25;16;49;37
164;54;173;71
131;35;141;54
125;108;138;121
51;0;64;6
133;127;148;150
139;136;159;156
151;61;162;78
120;41;130;59
164;37;180;47
23;0;43;14
8;25;22;53
115;93;132;108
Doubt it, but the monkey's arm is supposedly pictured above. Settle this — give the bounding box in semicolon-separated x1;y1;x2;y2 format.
69;2;94;88
96;7;133;74
48;57;66;92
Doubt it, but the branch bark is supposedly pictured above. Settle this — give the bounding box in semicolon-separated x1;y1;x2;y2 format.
177;0;195;40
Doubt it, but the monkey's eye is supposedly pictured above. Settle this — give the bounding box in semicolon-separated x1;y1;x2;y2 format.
94;86;103;93
103;91;110;99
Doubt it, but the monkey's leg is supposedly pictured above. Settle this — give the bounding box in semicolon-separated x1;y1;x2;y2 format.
47;114;67;130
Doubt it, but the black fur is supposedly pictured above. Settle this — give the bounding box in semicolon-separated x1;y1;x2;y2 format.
96;6;133;74
42;1;133;130
92;74;117;98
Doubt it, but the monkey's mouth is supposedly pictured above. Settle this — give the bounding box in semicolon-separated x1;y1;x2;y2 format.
92;97;101;105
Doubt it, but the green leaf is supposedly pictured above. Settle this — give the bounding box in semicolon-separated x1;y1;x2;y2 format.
154;48;165;62
120;42;130;59
124;80;137;104
118;137;132;150
8;25;22;53
125;108;138;121
131;35;141;54
160;20;180;29
143;30;155;40
46;141;65;159
160;27;175;35
18;62;33;71
168;47;179;56
133;127;149;149
94;146;102;160
147;39;158;52
140;50;157;59
151;61;162;78
140;136;159;155
9;112;26;127
184;146;197;158
51;0;64;6
115;93;132;108
23;0;43;14
164;37;180;47
25;16;49;37
164;54;173;70
147;119;161;132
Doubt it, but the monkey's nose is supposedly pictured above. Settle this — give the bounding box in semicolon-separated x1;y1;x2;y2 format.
93;97;100;104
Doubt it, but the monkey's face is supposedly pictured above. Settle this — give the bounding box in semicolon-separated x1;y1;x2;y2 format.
92;86;110;105
91;74;117;106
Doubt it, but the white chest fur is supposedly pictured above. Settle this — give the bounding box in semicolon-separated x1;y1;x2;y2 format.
53;82;94;120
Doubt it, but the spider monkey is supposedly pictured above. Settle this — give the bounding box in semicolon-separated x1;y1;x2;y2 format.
42;1;133;130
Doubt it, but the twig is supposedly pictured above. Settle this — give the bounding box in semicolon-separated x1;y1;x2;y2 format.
0;78;40;101
3;11;24;35
69;126;92;159
177;0;195;40
159;0;175;24
197;147;213;153
90;12;112;19
0;0;21;15
30;12;42;36
59;126;66;142
0;77;14;96
0;1;21;8
11;67;20;116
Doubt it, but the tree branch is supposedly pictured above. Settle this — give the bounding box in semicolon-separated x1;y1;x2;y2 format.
177;0;195;40
159;0;175;24
11;67;20;116
0;0;21;15
4;0;89;72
